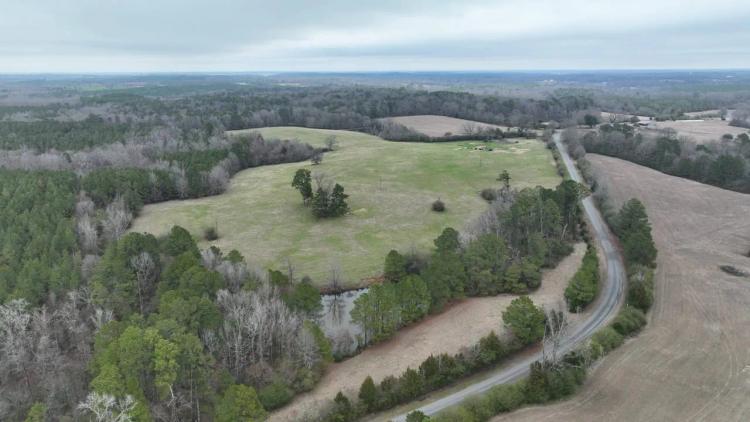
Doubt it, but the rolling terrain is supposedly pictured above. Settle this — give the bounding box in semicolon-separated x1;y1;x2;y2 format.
130;127;558;286
494;154;750;422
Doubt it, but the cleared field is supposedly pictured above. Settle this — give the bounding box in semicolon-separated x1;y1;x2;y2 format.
494;154;750;422
382;115;509;137
130;127;559;287
645;118;749;143
271;243;587;421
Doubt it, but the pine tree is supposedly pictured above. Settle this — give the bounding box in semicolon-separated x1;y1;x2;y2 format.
311;187;329;218
358;376;379;412
384;250;407;282
328;183;349;217
291;168;313;203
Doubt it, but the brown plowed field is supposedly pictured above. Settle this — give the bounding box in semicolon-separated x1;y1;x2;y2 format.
494;154;750;422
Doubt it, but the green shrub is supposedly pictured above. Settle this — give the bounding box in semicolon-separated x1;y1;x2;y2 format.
258;379;293;410
590;327;624;357
432;199;446;212
487;383;526;413
480;188;497;202
611;307;647;336
432;406;478;422
564;246;599;312
406;410;430;422
627;265;654;311
462;394;495;421
203;225;219;241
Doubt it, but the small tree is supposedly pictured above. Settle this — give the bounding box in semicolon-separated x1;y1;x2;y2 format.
77;392;136;422
431;199;445;212
406;410;428;422
311;187;330;218
358;376;379;412
215;384;267;422
328;183;349;217
502;296;545;345
434;227;460;254
497;170;511;190
291;168;313;203
24;403;46;422
325;135;338;151
384;250;407;282
311;152;323;165
583;114;599;128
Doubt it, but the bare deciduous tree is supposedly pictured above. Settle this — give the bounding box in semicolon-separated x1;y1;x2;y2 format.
542;304;570;366
214;284;314;381
130;252;155;314
102;196;132;243
77;214;99;254
77;392;136;422
325;135;338;151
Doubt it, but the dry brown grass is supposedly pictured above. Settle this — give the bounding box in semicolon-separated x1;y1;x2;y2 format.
271;243;587;421
645;118;748;143
382;115;509;137
493;154;750;422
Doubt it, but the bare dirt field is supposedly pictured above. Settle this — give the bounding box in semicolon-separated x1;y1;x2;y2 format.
271;243;587;421
645;118;749;143
494;154;750;422
382;115;509;137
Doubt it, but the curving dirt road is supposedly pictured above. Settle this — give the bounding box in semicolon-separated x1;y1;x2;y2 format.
389;133;627;421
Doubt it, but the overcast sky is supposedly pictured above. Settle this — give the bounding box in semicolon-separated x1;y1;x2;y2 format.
2;0;750;73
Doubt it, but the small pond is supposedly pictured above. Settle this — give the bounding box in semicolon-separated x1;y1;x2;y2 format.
319;288;367;356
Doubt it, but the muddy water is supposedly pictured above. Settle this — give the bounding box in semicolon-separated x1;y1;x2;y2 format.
319;288;367;356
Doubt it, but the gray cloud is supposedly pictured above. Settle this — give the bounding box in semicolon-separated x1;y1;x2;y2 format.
1;0;749;72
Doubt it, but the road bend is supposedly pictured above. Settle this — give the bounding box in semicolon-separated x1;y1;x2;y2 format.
390;132;626;421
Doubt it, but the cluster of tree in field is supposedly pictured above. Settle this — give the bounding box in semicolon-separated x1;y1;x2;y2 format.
347;178;587;350
574;123;750;193
291;169;350;218
323;296;551;421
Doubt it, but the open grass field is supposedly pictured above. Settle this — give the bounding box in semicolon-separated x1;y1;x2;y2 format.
381;115;510;137
129;127;559;287
271;243;587;421
493;154;750;422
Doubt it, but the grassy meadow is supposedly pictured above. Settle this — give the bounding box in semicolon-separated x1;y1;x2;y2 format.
129;127;560;287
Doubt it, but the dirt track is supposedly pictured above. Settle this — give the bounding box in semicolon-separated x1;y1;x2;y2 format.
495;154;750;422
270;243;587;421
